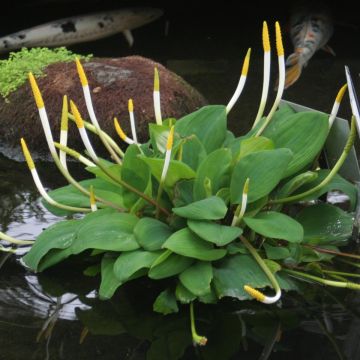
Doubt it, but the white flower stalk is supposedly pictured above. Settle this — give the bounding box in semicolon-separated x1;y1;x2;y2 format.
255;22;285;137
75;58;122;164
244;285;281;304
226;48;251;114
128;98;138;143
21;138;90;213
54;142;96;167
59;95;69;170
240;235;282;305
329;84;347;128
231;178;250;226
345;66;360;134
0;231;33;245
89;185;97;212
153;67;162;125
28;73;57;156
160;126;175;183
70;100;99;162
253;21;271;127
114;117;135;145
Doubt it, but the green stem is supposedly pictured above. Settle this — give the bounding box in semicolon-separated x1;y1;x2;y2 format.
0;232;33;245
336;258;360;268
283;268;360;290
322;269;360;278
304;244;360;260
190;302;207;346
240;235;280;293
270;116;356;204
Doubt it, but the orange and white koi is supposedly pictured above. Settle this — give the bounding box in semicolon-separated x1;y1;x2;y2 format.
285;11;334;89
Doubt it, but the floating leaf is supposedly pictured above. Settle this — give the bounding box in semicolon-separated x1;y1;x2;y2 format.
193;148;232;200
188;220;242;246
179;261;213;296
153;289;179;315
134;217;173;251
149;253;193;279
172;196;228;220
99;256;122;300
243;211;303;243
162;228;227;261
230;149;293;204
175;283;197;303
263;244;291;260
181;135;207;170
175;105;227;153
296;203;354;245
234;136;274;161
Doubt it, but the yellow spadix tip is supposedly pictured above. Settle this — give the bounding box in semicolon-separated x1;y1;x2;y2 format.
243;178;250;194
128;98;134;112
166;126;175;151
20;138;35;170
114;117;127;141
28;72;44;109
89;185;96;206
70;100;84;128
336;84;347;103
75;58;88;86
61;95;68;131
244;285;266;302
275;21;284;56
154;67;160;91
241;48;251;76
262;21;270;52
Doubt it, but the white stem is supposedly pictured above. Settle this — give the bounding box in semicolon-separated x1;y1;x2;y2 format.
39;107;57;156
226;75;247;114
79;155;96;167
328;102;340;128
154;91;162;125
78;127;99;162
263;288;282;304
161;150;171;182
59;129;68;170
129;111;138;143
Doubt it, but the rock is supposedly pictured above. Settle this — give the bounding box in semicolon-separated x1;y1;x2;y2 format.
0;56;207;160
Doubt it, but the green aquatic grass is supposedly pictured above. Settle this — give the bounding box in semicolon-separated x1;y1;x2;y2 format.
0;47;92;99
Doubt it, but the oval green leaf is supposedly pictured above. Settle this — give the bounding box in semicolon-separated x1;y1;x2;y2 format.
179;261;213;296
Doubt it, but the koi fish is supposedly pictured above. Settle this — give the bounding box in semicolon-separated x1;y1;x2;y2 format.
0;7;163;53
285;10;334;89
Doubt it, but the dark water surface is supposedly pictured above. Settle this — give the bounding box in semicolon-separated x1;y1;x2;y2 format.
1;1;360;359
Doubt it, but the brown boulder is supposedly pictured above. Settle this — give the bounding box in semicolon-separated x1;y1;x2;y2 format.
0;56;207;160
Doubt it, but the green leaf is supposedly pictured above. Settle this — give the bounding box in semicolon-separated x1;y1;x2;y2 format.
243;211;304;243
121;145;152;212
296;203;354;245
149;123;172;154
175;105;227;153
291;170;358;210
179;261;213;296
86;162;122;185
188;220;242;246
234;136;275;161
230;149;293;204
44;178;124;216
149;253;194;279
72;212;140;253
175;283;197;303
193;148;232;200
162;228;227;261
213;254;295;300
173;180;194;207
181;135;207;170
99;256;122;300
139;157;196;188
263;244;291;260
263;111;329;177
133;217;173;251
172;196;228;220
113;250;161;283
153;289;179;315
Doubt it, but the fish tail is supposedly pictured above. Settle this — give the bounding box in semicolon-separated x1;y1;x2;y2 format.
284;53;302;89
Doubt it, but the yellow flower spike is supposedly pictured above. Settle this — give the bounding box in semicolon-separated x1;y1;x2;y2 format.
70;100;84;128
166;126;175;151
60;95;68;131
244;285;266;303
262;21;270;53
154;67;160;91
241;48;251;76
89;185;97;211
275;21;284;57
28;72;44;109
128;98;134;112
20;138;35;170
336;84;347;103
76;58;88;86
243;177;250;195
114;117;127;141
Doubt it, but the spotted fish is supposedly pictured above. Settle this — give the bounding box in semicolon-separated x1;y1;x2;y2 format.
285;10;334;88
0;7;163;53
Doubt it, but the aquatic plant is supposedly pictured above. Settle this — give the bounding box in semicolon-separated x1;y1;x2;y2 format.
1;22;360;346
0;47;92;99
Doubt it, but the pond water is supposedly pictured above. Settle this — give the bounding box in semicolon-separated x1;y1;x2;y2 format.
1;1;360;359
